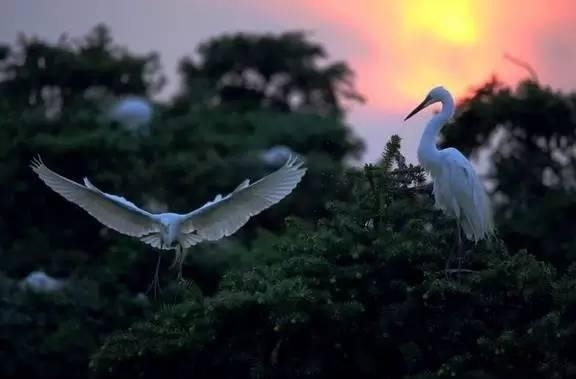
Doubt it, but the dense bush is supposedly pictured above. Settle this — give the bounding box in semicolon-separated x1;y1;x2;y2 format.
90;136;576;379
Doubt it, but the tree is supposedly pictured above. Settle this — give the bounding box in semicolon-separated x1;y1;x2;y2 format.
0;25;166;379
91;136;576;379
173;31;364;117
0;24;162;276
0;24;164;112
0;25;366;378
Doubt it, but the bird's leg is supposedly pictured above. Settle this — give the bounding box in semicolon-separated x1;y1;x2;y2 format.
169;245;180;270
455;224;464;280
170;245;186;282
456;229;464;272
177;246;187;282
445;220;462;278
145;253;162;298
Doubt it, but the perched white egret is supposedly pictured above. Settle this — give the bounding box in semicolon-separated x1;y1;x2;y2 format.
31;155;306;290
404;86;495;271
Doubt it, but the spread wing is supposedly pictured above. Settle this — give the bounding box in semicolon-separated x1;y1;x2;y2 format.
30;156;162;237
179;155;306;242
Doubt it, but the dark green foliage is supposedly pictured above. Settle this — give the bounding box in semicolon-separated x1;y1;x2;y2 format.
173;31;364;117
90;136;576;379
0;24;164;109
0;271;149;379
0;25;364;378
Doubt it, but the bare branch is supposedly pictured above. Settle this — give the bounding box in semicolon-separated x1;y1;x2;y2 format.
503;52;539;82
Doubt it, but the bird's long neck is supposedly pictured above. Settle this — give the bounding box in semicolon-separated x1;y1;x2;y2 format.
417;93;455;167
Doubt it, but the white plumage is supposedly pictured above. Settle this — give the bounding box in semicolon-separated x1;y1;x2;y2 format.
260;145;297;167
30;155;307;281
426;147;493;242
108;96;153;130
404;86;495;270
19;271;64;293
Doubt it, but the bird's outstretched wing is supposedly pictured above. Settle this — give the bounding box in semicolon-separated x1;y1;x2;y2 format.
30;156;162;237
179;155;306;243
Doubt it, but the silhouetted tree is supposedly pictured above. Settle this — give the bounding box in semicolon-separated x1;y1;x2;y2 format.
0;24;365;379
92;136;576;379
173;31;364;116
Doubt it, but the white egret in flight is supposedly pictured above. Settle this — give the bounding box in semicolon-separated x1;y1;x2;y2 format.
31;155;306;291
404;86;495;272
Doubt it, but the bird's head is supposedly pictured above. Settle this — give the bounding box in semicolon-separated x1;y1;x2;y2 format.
404;86;450;121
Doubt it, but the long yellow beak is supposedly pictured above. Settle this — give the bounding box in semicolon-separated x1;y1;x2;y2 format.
404;96;432;121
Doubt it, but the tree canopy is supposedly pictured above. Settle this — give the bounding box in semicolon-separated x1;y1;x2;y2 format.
1;24;575;379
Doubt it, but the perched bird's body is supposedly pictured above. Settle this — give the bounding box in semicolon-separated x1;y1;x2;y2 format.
404;86;495;270
31;155;306;287
420;146;493;242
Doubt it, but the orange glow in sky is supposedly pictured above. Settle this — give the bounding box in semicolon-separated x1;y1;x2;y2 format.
255;0;576;112
400;0;479;45
3;0;575;165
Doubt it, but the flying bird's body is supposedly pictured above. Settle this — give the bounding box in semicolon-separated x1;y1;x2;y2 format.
404;86;495;271
31;155;307;287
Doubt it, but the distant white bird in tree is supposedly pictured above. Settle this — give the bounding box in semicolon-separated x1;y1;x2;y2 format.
403;86;495;272
19;271;65;293
260;145;297;167
30;155;306;291
108;96;153;131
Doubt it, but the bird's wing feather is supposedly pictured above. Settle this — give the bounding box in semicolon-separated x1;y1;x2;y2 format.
139;233;165;249
180;232;205;248
180;155;306;241
30;156;161;237
440;148;494;241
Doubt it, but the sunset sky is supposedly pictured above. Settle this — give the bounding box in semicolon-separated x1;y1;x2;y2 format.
2;0;576;164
